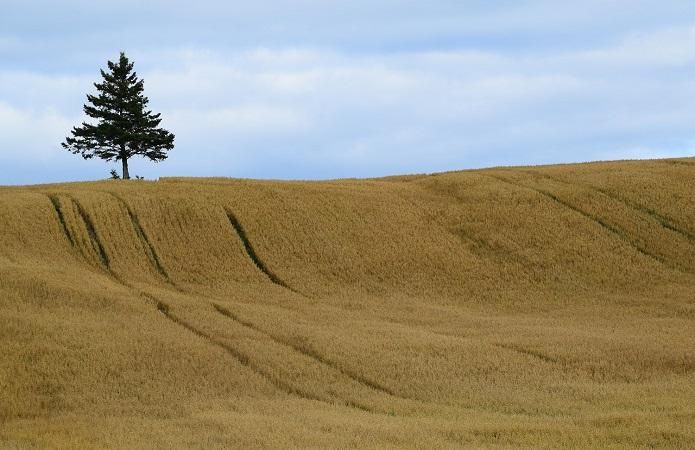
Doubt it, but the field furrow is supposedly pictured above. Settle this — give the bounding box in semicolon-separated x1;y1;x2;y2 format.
69;196;111;270
107;192;174;285
223;208;303;295
148;296;329;405
46;195;74;247
151;294;391;413
515;169;695;276
484;171;691;276
212;303;398;398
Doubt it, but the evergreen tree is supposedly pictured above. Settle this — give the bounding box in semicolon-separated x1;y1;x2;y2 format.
62;52;174;179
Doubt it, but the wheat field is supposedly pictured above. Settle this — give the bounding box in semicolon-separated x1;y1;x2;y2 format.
1;158;694;448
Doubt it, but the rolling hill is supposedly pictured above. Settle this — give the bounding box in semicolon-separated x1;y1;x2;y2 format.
1;158;694;448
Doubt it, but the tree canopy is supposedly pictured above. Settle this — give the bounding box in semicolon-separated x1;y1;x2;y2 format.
62;52;174;179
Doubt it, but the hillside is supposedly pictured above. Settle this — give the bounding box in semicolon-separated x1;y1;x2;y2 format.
1;158;694;448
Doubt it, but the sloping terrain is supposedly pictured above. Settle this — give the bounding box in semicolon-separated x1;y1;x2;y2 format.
1;158;694;448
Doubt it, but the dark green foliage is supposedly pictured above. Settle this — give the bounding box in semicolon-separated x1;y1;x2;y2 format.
62;52;174;179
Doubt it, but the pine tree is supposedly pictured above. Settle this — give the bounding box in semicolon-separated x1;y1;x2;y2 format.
62;52;174;180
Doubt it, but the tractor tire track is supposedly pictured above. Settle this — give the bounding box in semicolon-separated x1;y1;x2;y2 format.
46;194;109;269
70;196;111;270
494;343;559;364
47;192;336;408
522;169;695;246
480;172;684;273
224;208;304;296
47;192;379;413
47;194;74;247
106;192;174;284
143;284;352;408
148;295;379;411
212;303;398;398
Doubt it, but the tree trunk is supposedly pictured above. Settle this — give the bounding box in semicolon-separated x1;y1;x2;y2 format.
122;158;130;180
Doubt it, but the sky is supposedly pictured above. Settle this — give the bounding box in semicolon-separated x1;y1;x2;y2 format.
1;1;695;184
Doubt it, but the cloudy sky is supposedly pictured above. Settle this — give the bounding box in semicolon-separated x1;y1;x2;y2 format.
1;1;695;184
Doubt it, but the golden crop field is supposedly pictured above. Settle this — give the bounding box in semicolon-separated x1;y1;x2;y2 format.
1;158;694;449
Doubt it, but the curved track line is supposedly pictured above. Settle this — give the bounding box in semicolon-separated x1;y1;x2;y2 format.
70;196;111;270
45;192;380;413
522;169;695;246
212;303;398;398
147;295;343;407
46;193;339;408
494;344;559;364
223;208;304;296
47;195;74;247
47;194;110;269
106;192;173;284
480;172;683;273
155;298;380;412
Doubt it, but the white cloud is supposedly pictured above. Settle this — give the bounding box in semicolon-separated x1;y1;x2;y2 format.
166;104;311;135
0;103;75;162
566;26;695;69
2;19;695;182
0;71;89;107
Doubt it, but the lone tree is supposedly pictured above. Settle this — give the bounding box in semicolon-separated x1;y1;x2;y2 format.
62;52;174;179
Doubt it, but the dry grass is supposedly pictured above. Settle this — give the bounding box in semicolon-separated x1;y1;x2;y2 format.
1;158;695;448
